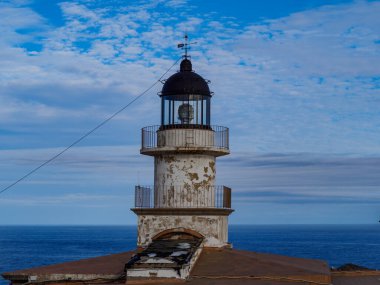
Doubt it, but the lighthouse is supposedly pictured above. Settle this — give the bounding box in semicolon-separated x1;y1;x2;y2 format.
1;39;335;285
131;42;233;250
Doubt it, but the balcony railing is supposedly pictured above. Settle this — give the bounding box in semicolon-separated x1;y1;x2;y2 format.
134;185;232;209
141;125;229;151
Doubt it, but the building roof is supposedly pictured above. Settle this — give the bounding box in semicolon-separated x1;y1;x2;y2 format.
332;274;380;285
2;251;133;283
2;248;336;285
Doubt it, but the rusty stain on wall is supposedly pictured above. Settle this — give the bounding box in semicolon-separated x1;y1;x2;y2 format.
187;172;199;181
209;161;215;173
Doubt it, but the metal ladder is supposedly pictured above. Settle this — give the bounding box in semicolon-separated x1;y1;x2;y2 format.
185;129;194;146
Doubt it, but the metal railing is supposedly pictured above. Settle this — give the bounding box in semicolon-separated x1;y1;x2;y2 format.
141;125;229;151
134;185;232;209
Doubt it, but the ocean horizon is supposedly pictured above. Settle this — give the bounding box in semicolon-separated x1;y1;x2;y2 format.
1;224;379;285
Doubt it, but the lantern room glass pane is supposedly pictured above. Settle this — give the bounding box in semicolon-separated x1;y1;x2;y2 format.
161;95;210;128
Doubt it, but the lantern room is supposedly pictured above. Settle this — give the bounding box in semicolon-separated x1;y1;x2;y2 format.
160;58;212;129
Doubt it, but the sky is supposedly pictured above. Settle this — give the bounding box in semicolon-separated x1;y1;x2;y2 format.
0;0;379;225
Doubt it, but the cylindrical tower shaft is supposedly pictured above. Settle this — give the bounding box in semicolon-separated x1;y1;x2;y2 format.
154;154;216;208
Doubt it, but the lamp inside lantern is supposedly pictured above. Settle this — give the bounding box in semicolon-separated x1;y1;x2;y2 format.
178;103;194;124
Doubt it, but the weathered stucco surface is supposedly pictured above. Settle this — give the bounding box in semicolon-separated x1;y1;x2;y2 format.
157;129;215;149
135;127;232;249
137;215;228;247
154;154;216;208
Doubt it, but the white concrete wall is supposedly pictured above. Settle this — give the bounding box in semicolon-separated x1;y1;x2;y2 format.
137;215;229;247
157;129;214;148
154;154;216;208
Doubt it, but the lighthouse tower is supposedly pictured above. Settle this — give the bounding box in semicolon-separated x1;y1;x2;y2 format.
132;45;233;249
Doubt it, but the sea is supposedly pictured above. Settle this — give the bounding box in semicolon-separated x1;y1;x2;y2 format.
0;225;379;285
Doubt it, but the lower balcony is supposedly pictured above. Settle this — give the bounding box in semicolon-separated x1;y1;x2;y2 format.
134;185;232;209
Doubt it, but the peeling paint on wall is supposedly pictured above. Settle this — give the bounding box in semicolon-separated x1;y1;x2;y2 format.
154;154;216;208
137;215;229;247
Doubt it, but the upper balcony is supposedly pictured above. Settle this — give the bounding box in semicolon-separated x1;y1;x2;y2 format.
140;125;229;156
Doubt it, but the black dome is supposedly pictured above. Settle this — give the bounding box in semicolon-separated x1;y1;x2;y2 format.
161;59;211;97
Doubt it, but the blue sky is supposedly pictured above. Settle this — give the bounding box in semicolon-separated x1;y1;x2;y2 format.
0;0;379;225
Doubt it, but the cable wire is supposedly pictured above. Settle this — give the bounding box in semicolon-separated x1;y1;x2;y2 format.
0;57;181;196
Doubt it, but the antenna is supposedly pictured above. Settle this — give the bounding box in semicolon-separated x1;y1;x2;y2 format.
177;34;197;59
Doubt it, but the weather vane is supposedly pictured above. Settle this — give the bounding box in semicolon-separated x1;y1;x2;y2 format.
177;34;197;59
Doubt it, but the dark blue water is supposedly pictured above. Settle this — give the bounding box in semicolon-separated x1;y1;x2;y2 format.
1;225;379;284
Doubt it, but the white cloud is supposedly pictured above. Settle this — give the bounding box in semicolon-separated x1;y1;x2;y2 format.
0;5;47;45
165;0;188;8
60;2;100;21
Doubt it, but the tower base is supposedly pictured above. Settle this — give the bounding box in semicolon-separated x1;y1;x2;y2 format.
131;208;233;248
